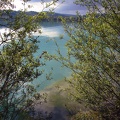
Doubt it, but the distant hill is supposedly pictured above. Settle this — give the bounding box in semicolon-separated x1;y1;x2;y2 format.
46;12;76;17
0;10;76;17
0;10;77;26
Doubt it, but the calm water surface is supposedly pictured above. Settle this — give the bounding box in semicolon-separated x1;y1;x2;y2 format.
33;22;71;91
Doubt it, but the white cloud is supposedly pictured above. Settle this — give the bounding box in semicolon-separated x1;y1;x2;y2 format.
12;0;43;11
41;27;60;37
12;0;59;12
1;0;86;15
0;28;12;44
33;27;60;37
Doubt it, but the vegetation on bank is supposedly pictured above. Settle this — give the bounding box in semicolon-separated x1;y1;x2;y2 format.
0;0;58;119
0;0;120;120
53;0;120;119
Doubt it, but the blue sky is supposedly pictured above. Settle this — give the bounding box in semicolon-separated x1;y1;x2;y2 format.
13;0;87;15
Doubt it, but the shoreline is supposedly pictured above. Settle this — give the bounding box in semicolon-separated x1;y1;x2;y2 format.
34;77;85;120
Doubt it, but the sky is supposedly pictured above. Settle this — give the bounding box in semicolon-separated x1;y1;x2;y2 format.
12;0;87;15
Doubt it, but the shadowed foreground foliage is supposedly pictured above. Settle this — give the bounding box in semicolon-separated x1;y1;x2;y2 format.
53;0;120;119
0;0;59;119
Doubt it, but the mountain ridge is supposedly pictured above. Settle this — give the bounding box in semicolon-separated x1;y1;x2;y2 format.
0;10;76;17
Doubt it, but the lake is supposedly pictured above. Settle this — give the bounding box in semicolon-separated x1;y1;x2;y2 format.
32;21;71;91
0;21;71;91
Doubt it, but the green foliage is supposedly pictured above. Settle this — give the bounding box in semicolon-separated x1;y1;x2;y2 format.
0;12;40;120
71;111;102;120
57;0;120;119
0;0;58;119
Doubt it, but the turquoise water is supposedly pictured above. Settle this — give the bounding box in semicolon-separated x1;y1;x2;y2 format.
33;22;71;91
0;21;71;91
